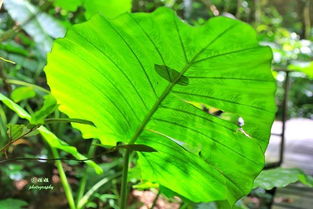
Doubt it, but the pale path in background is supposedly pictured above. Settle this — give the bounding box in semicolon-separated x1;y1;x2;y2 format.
266;118;313;174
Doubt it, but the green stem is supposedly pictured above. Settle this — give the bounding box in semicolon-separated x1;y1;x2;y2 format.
119;149;131;209
303;0;311;39
0;105;7;142
6;79;50;93
76;140;98;206
179;202;189;209
77;172;122;209
51;148;76;209
236;0;242;19
0;62;12;93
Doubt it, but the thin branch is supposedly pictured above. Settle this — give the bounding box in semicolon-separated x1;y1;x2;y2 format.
150;191;161;209
200;0;220;16
0;147;117;164
0;157;93;164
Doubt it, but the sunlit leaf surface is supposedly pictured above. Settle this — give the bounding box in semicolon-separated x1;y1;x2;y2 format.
44;8;276;205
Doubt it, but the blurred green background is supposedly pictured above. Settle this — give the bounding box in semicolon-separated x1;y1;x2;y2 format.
0;0;312;209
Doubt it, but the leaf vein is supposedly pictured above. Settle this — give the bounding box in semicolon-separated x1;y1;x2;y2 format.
71;29;149;111
100;15;158;97
152;117;261;165
172;90;273;113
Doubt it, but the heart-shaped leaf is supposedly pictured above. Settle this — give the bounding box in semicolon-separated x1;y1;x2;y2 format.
44;8;276;205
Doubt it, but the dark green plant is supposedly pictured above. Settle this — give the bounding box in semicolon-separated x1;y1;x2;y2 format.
254;167;313;190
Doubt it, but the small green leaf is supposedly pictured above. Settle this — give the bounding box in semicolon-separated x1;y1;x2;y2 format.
0;41;29;56
0;198;28;209
155;64;189;86
288;61;313;79
254;168;313;190
10;86;36;103
85;202;97;208
7;124;39;140
31;95;58;124
44;118;95;126
7;124;28;140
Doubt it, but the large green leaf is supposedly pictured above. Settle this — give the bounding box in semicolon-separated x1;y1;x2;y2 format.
44;8;276;205
0;93;102;174
254;168;313;190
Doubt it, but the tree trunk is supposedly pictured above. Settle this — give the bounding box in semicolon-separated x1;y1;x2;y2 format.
183;0;192;20
236;0;242;19
254;0;262;25
303;0;311;39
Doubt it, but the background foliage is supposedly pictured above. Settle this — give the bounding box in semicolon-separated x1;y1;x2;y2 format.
0;0;312;209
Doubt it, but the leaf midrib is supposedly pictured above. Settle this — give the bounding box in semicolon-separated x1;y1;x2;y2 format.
128;22;239;144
